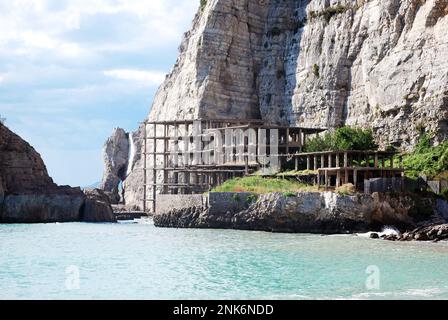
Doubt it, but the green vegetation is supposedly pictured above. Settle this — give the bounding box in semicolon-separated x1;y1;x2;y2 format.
402;134;448;179
231;193;241;202
200;0;207;11
304;126;378;152
441;188;448;201
276;170;318;177
309;5;348;23
246;194;259;204
211;176;317;194
283;191;297;198
312;64;320;77
336;183;356;196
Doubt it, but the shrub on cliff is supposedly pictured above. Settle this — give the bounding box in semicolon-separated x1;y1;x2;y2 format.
211;176;315;194
304;126;378;152
403;134;448;179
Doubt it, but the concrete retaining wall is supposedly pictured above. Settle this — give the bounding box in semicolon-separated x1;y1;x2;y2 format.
364;177;418;194
156;192;257;215
156;194;205;214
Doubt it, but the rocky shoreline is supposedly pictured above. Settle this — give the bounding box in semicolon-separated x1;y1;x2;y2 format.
371;224;448;242
154;192;448;240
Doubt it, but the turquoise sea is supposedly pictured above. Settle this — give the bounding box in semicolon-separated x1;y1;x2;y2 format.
0;219;447;300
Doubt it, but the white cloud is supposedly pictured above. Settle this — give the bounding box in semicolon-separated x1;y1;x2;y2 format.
0;0;198;186
104;69;166;85
0;0;199;57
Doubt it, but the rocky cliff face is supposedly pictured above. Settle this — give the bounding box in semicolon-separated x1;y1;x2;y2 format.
105;0;448;209
150;0;448;145
0;123;116;223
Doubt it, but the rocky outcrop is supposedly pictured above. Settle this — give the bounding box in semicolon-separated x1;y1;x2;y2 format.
0;123;115;223
380;224;448;241
153;192;448;234
1;191;85;223
110;0;448;210
81;189;116;223
99;128;130;204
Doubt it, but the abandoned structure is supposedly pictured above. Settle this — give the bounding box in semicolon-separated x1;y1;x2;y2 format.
294;150;404;190
141;119;404;212
142;119;325;211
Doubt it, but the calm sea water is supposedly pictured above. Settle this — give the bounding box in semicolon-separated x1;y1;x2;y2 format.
0;219;447;300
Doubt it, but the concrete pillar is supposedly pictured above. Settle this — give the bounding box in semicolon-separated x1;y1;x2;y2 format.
314;156;318;170
307;156;311;170
336;170;341;187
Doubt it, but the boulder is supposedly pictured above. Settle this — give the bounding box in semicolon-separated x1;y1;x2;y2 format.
81;189;116;223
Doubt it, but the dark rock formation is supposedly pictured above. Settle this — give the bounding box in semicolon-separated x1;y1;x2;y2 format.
153;192;448;234
392;224;448;242
0;123;115;223
81;189;116;223
370;233;380;239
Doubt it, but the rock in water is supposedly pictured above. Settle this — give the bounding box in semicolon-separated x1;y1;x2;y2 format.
114;0;448;209
81;189;116;223
397;224;448;241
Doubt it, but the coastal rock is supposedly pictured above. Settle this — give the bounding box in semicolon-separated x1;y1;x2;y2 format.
117;0;448;209
81;189;116;223
154;192;448;234
0;123;116;223
1;190;85;223
0;123;87;223
396;224;448;241
99;128;130;204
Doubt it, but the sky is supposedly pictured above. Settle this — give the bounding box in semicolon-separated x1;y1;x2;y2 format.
0;0;199;187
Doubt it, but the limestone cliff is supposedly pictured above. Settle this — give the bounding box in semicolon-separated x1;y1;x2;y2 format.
104;0;448;209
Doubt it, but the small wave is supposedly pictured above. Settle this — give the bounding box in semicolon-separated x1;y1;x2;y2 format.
351;287;443;300
135;217;154;225
357;226;401;238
